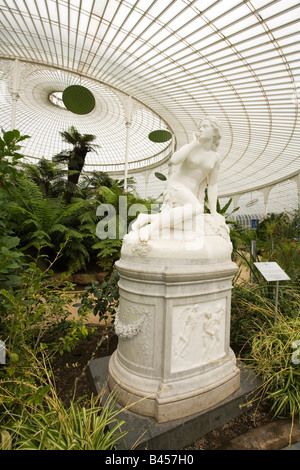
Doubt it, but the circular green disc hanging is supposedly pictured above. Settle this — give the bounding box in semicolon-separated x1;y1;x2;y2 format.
154;172;167;181
62;85;96;115
148;130;172;143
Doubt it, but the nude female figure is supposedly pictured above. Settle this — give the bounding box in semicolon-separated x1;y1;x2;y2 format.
132;116;222;241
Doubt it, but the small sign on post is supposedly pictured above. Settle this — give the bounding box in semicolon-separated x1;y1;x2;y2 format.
254;262;290;323
0;340;6;365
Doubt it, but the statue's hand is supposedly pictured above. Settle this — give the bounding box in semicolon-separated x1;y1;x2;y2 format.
193;133;200;143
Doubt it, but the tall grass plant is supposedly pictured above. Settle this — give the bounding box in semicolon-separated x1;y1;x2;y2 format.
0;353;127;450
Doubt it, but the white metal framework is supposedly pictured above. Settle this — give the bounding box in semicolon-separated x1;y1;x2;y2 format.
0;0;299;214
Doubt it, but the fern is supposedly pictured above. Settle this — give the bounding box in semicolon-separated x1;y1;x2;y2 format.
4;176;96;271
93;239;123;271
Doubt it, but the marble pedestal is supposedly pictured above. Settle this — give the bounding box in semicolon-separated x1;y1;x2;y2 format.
108;215;240;423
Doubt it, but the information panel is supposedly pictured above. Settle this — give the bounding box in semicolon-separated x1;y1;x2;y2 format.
254;262;290;282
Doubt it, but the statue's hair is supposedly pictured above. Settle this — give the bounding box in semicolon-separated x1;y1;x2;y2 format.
198;116;222;151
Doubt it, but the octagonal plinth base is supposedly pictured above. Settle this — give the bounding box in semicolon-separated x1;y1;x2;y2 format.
108;215;240;423
108;256;240;420
108;350;240;423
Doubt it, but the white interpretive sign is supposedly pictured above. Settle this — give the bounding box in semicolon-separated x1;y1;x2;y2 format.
0;340;6;365
254;262;290;282
254;262;290;323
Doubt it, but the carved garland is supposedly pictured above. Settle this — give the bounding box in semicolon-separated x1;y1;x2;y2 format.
114;308;146;340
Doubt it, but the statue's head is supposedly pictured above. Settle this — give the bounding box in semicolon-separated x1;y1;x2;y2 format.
198;116;221;151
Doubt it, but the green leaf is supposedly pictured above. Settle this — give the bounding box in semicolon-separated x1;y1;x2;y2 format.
17;134;30;142
9;352;19;363
1;430;12;450
12;129;20;139
1;246;9;255
3;131;15;144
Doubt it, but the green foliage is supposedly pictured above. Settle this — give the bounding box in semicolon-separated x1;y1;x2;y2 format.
21;157;66;197
81;170;115;192
55;126;98;157
93;239;123;272
0;358;127;450
230;208;300;420
0;128;156;274
258;211;300;282
232;209;300;283
0;233;24;289
0;230;125;450
4;175;98;272
76;269;119;324
231;283;300;421
216;197;239;218
93;183;154;270
0;129;29;289
3;397;126;450
0;197;25;291
0;128;30;167
256;212;290;243
0;248;91;375
250;313;300;419
268;240;300;283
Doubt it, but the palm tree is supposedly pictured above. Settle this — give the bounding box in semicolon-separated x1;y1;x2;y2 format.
53;126;98;203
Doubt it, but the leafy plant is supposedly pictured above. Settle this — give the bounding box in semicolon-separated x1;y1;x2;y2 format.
0;195;25;292
80;170;115;192
76;269;119;324
231;283;275;352
0;128;30;186
232;207;300;284
94;239;123;272
250;312;300;420
231;283;300;421
0;355;127;450
93;183;154;270
0;128;29;293
2;395;126;450
0;232;25;289
216;197;239;218
5;176;97;271
256;212;291;244
21;157;66;197
0;245;90;378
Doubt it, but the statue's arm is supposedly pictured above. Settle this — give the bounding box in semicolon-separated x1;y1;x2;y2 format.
207;159;220;216
170;135;198;166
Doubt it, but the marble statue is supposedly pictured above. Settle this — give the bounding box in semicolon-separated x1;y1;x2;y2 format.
107;115;240;423
132;116;223;242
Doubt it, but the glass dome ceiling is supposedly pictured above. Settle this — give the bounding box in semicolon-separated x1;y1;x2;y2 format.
0;64;172;171
0;0;299;212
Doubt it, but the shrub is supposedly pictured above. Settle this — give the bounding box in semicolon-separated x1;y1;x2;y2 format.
0;246;91;378
250;312;300;420
231;284;300;421
0;356;127;450
75;268;119;324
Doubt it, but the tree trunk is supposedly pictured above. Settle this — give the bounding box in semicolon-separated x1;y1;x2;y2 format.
64;149;88;204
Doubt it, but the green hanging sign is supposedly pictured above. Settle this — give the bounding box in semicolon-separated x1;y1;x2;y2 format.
62;85;96;115
148;130;172;143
